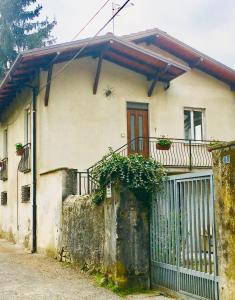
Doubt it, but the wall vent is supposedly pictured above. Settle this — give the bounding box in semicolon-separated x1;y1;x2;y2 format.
21;185;30;203
1;191;7;205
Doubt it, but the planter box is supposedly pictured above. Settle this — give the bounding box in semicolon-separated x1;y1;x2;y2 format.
16;148;24;156
156;144;171;151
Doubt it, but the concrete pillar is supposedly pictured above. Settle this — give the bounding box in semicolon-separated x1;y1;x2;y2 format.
104;184;150;289
62;168;77;200
212;142;235;299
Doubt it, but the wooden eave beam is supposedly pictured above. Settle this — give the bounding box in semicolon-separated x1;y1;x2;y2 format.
109;47;159;74
231;85;235;91
44;63;53;106
148;64;171;97
105;56;153;79
189;57;204;68
93;51;104;95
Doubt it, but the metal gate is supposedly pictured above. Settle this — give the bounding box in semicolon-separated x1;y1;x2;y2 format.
150;172;219;299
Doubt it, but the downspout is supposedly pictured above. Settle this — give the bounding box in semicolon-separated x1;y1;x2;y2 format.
31;86;38;253
16;82;38;253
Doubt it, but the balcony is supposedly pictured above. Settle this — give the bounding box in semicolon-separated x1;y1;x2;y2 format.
18;144;31;173
0;158;8;181
149;138;212;170
77;138;214;196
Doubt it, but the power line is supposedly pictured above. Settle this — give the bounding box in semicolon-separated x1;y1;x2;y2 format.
4;0;131;128
4;0;114;126
39;0;131;92
71;0;111;41
44;0;112;73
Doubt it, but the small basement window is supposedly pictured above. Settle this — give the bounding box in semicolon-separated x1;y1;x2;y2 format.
21;185;30;203
1;191;7;205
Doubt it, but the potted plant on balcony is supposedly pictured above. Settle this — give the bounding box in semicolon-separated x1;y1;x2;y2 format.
16;143;24;156
156;136;173;150
207;140;223;152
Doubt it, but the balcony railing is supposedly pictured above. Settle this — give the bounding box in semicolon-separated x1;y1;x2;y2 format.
0;158;8;181
18;143;31;173
77;137;214;196
77;171;99;196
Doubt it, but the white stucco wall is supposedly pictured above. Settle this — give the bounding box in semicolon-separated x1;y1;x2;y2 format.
38;57;235;172
0;90;32;246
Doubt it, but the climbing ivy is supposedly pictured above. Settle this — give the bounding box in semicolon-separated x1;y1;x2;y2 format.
91;151;166;205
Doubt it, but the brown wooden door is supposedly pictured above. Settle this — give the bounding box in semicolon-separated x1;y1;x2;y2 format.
127;108;149;157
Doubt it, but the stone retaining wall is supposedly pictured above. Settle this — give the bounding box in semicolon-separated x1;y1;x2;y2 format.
58;195;105;272
58;185;150;289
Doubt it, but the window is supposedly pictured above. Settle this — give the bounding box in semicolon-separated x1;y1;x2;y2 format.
1;191;7;205
24;108;31;145
21;185;30;203
3;129;8;158
184;109;204;141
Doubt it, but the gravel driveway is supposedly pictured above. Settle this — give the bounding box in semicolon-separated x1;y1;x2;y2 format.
0;239;171;300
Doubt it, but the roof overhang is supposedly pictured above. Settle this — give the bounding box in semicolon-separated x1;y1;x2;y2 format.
0;34;189;112
124;28;235;88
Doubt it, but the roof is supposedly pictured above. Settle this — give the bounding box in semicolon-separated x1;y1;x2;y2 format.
0;34;188;112
123;28;235;88
0;28;235;112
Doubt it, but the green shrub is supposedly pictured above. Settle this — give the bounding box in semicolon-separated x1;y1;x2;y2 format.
91;151;166;205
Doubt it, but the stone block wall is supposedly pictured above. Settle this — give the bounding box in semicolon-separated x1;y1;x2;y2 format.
58;195;105;272
58;184;150;289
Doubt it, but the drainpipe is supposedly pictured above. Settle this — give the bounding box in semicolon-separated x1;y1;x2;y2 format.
31;86;38;253
19;82;38;252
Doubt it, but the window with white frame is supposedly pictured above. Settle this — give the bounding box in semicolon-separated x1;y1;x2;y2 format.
3;129;8;158
24;108;31;145
184;108;204;141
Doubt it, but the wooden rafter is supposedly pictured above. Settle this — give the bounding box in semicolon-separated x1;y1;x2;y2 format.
148;64;171;97
189;57;204;68
93;51;104;95
44;64;53;106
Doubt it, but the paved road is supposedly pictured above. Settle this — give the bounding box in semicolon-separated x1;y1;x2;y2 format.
0;239;171;300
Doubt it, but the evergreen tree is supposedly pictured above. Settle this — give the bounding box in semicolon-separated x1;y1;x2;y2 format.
0;0;56;77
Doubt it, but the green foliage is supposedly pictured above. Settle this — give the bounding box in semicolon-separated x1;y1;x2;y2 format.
15;143;23;150
91;151;166;205
156;136;172;147
0;0;56;77
95;273;160;297
208;140;223;148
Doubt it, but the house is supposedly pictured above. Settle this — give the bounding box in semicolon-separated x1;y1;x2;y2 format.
0;28;235;253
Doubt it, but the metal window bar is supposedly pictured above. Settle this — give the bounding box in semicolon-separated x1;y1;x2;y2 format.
0;158;8;181
18;143;31;173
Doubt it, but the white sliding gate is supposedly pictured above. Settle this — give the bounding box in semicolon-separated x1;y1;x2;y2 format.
150;172;219;299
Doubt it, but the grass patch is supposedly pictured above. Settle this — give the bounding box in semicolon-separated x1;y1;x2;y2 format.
95;273;159;298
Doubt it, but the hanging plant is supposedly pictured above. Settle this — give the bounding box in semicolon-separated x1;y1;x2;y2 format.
91;150;166;205
15;143;24;156
156;136;172;150
103;86;115;99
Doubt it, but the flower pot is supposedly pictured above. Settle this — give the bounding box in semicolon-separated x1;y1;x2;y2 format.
156;143;171;151
16;148;24;156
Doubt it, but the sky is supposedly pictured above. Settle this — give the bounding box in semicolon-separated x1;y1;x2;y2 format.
40;0;235;69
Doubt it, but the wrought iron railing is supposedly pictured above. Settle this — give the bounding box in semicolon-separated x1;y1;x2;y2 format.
18;143;31;173
0;158;8;181
77;137;215;196
77;171;99;196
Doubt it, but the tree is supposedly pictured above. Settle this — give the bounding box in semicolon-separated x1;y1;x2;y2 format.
0;0;57;77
